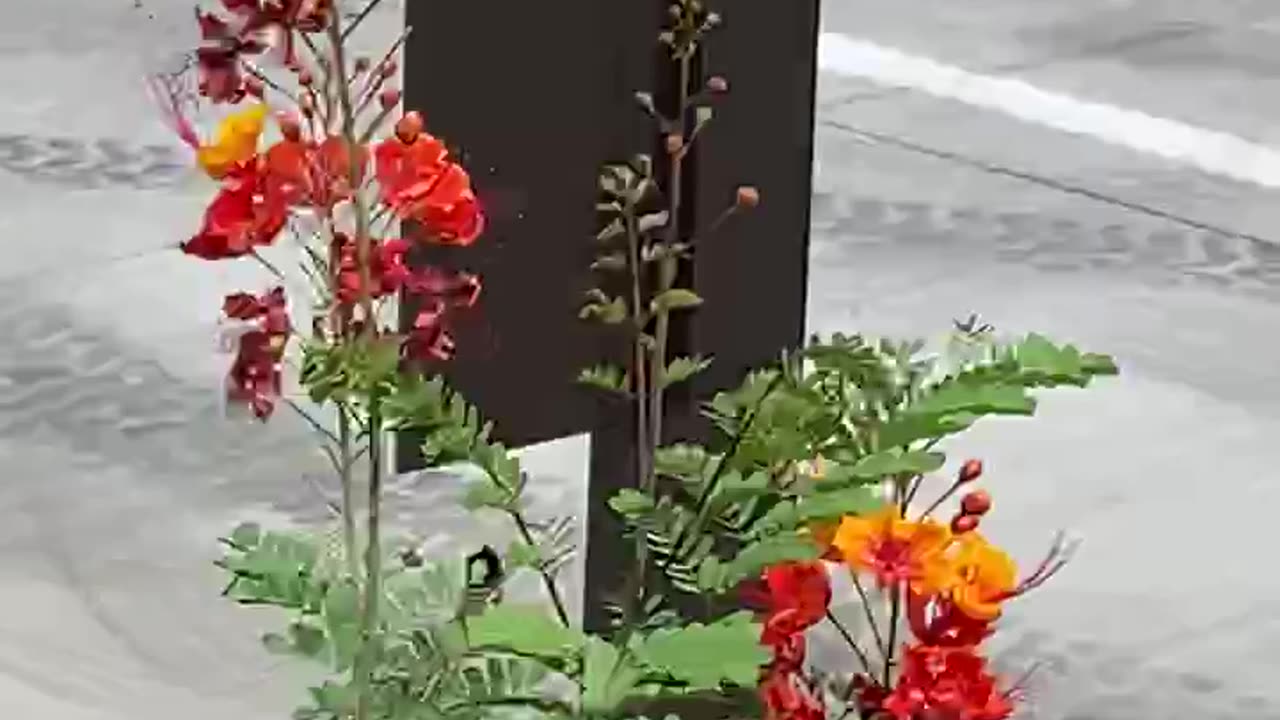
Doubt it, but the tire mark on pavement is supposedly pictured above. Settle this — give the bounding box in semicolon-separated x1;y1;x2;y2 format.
809;187;1280;301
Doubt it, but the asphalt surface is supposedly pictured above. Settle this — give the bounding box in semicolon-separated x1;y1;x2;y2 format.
3;1;1280;718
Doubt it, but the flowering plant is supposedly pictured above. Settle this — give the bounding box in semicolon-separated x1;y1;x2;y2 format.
159;2;1117;720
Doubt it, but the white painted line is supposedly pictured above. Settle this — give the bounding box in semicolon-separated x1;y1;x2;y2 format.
816;32;1280;189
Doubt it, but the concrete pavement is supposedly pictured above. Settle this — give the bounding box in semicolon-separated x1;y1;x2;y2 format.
3;0;1280;718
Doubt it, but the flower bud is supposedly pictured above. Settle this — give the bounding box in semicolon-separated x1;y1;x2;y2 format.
244;76;265;98
706;75;729;93
379;87;401;110
958;458;983;484
664;133;683;155
960;489;992;517
395;111;424;144
298;69;313;86
380;59;398;78
277;113;302;142
951;513;980;534
735;185;760;208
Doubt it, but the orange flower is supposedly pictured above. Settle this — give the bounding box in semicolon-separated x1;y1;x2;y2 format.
948;533;1018;621
832;505;953;593
196;103;269;179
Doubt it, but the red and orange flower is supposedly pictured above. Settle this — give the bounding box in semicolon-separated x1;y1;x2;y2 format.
832;504;954;594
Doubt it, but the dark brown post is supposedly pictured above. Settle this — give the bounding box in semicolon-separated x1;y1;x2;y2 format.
401;0;821;638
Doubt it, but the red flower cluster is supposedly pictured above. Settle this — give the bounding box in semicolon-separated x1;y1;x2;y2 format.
196;0;333;102
264;133;369;209
880;645;1016;720
221;287;290;419
332;235;412;305
744;562;830;720
402;266;482;364
184;163;288;260
373;117;485;245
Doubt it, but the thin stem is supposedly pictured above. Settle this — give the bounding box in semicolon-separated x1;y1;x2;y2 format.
357;407;385;720
509;509;573;627
249;249;286;280
327;11;381;720
825;610;874;676
623;206;652;626
327;16;376;333
646;51;693;488
341;0;387;41
882;586;902;687
337;404;360;577
354;27;411;118
240;61;300;106
850;573;889;665
917;480;963;520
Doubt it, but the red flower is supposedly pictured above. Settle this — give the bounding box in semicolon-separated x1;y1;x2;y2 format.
194;8;268;103
401;267;481;364
183;163;288;260
745;562;832;648
194;1;333;102
760;664;825;720
373;134;485;245
332;235;413;305
906;591;997;650
880;645;1015;720
221;287;290;420
264;136;369;209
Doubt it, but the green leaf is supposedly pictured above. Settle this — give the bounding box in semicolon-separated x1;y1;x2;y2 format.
217;528;322;610
845;449;946;480
796;486;879;522
505;540;543;570
721;535;821;589
323;580;362;672
591;252;628;272
466;605;587;660
1082;352;1119;375
877;412;978;448
578;364;630;394
911;382;1036;417
635;612;770;689
610;489;656;517
638;211;670;234
662;355;711;388
228;521;261;549
653;444;710;482
462;478;512;511
582;636;646;713
695;555;725;591
580;296;629;324
650;288;703;313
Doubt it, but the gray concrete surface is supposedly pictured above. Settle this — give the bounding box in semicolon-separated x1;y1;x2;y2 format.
2;0;1280;718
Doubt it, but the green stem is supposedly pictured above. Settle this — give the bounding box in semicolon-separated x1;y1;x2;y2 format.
326;12;375;334
356;406;385;720
338;405;360;578
882;586;901;688
850;573;888;665
623;207;653;631
825;610;873;676
509;509;573;627
646;51;693;484
326;10;381;719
